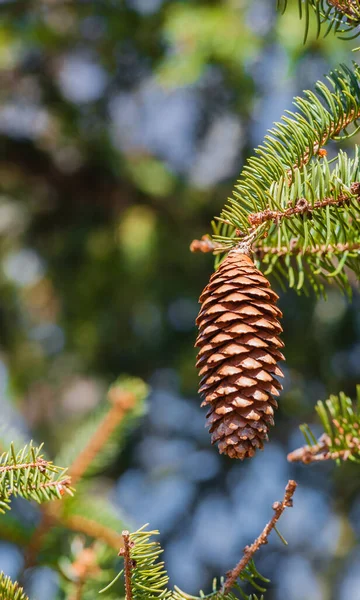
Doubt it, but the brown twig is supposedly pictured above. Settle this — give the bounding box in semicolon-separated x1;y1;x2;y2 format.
119;530;134;600
25;387;134;567
223;479;297;594
63;514;124;551
327;0;360;18
287;433;360;464
68;544;101;600
248;183;360;228
68;389;136;486
254;240;360;259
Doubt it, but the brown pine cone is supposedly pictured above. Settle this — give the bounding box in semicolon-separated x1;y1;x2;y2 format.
195;249;285;459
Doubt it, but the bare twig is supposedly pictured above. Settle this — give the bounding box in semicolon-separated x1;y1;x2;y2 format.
223;480;297;594
119;531;134;600
190;236;222;253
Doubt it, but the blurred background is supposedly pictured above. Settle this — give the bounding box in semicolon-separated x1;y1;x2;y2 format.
0;1;359;599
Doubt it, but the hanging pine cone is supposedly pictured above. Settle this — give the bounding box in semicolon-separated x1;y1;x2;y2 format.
195;249;285;459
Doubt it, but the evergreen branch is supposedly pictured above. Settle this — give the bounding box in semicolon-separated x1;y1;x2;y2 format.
278;0;360;40
55;376;148;482
211;143;360;294
62;514;124;551
247;182;360;227
104;481;297;600
0;443;72;512
0;572;29;600
67;387;136;486
254;240;360;258
67;544;101;600
205;64;360;295
119;531;134;600
222;480;297;594
288;386;360;464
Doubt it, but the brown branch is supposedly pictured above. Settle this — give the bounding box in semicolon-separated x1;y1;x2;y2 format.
327;0;360;18
248;183;360;228
190;236;223;253
0;458;49;473
223;480;297;594
63;515;124;551
254;240;360;259
25;387;135;568
288;106;360;183
68;388;136;486
287;432;360;464
118;530;134;600
68;545;101;600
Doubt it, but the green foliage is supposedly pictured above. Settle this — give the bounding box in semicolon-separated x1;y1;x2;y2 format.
0;571;29;600
0;442;72;513
211;62;360;294
300;385;360;462
278;0;360;40
102;526;268;600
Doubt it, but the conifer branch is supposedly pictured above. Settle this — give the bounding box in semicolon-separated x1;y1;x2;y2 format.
119;530;134;600
247;183;360;227
63;514;124;551
222;480;297;594
104;481;297;600
0;572;29;600
288;386;360;464
68;387;136;486
0;443;72;512
279;0;360;39
68;544;101;600
254;240;360;259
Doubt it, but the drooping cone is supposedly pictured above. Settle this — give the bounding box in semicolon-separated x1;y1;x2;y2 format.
195;249;285;459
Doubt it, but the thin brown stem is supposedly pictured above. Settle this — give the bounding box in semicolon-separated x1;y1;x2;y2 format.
223;480;297;594
68;544;101;600
327;0;360;18
63;514;124;551
254;240;360;259
248;184;360;228
119;530;133;600
68;390;136;486
287;433;360;464
25;388;134;568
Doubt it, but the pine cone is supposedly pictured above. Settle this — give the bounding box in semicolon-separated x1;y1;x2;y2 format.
195;250;285;459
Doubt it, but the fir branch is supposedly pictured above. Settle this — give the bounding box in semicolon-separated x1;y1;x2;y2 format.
278;0;360;40
207;62;360;296
67;544;101;600
119;531;134;600
62;514;123;551
288;386;360;464
0;443;72;512
55;376;148;483
247;183;360;227
222;480;297;594
104;481;297;600
254;240;360;258
0;572;29;600
67;386;137;486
